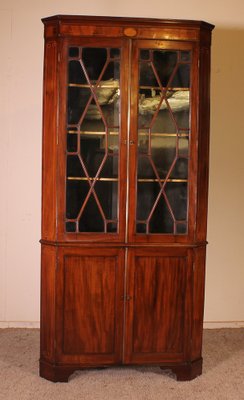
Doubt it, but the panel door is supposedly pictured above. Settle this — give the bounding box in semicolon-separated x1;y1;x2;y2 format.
128;39;198;243
56;247;125;365
57;38;129;242
124;247;192;364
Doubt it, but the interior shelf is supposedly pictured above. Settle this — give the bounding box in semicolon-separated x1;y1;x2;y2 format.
67;131;189;137
67;177;188;183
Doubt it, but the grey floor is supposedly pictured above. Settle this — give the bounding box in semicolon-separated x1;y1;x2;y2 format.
0;328;244;400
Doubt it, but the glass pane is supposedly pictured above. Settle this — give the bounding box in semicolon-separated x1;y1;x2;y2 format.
68;87;91;124
136;48;191;235
152;107;177;133
178;137;189;158
170;64;190;88
165;182;188;221
173;109;190;130
170;158;188;180
69;47;79;58
99;155;118;178
110;48;120;59
138;130;149;153
151;137;177;179
95;181;118;220
139;62;159;87
82;48;107;80
137;182;160;221
80;135;106;177
67;155;84;177
181;51;191;62
138;107;154;130
149;195;174;233
137;156;157;179
108;128;119;153
107;222;117;232
140;50;150;60
80;114;105;133
136;223;147;233
66;46;121;234
167;90;190;112
69;60;87;84
79;195;104;232
153;50;178;87
66;222;76;232
67;133;78;153
176;223;187;234
66;180;90;219
138;136;178;179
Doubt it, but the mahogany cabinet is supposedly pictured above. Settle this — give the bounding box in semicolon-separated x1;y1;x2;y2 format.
40;15;214;382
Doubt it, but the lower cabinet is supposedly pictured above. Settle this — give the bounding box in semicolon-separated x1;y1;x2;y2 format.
40;244;204;382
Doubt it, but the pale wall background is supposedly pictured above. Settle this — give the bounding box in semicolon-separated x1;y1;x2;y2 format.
0;0;243;328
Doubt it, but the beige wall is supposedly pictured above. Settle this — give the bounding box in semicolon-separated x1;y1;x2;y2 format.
0;0;243;327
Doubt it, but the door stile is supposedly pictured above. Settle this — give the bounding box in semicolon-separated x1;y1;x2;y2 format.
118;38;130;244
127;40;140;243
124;38;133;244
123;248;135;363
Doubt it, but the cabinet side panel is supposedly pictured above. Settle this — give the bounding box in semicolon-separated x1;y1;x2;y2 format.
195;44;211;242
191;246;206;360
40;244;56;361
42;41;58;240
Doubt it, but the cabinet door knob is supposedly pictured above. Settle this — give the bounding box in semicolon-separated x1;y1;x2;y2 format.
129;140;135;145
120;295;132;301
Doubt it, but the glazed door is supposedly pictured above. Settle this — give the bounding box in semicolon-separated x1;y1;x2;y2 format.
58;38;129;242
56;247;125;365
128;40;198;243
124;247;192;364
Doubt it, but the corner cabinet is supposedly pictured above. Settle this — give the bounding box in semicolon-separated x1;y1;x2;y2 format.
40;15;214;382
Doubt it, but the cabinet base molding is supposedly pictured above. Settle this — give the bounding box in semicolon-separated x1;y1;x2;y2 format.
39;360;78;383
40;358;203;383
160;358;203;381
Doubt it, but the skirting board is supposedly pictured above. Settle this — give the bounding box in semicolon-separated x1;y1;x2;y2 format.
0;321;40;328
0;321;244;329
203;321;244;329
